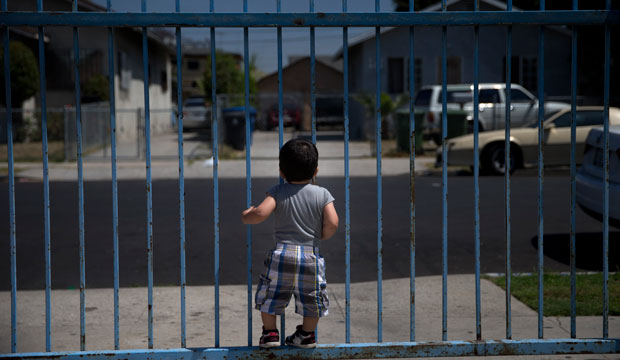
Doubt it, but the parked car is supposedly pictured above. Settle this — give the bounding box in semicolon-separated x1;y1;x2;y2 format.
316;96;344;129
264;103;302;130
415;83;569;145
439;107;620;175
576;125;620;228
182;97;211;130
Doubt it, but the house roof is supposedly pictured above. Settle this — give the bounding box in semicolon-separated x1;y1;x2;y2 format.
333;0;569;59
257;55;343;83
59;0;175;51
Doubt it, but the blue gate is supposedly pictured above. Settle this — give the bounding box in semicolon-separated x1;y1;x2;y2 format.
1;0;619;358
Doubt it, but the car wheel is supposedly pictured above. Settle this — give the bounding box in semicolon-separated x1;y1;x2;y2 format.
483;143;516;175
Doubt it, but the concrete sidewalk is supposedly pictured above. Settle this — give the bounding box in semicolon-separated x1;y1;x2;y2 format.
1;275;618;358
7;130;436;181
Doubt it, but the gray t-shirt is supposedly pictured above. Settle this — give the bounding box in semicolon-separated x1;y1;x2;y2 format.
267;182;335;247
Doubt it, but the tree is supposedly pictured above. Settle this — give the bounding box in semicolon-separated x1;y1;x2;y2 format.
82;74;109;103
0;41;39;108
202;51;257;103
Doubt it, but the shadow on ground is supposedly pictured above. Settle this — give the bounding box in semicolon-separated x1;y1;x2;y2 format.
531;232;620;272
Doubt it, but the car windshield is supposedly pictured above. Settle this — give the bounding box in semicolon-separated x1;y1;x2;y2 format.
185;98;205;107
437;90;473;105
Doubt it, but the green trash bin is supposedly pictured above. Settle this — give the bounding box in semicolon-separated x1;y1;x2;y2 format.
395;108;425;154
396;109;468;154
445;109;468;139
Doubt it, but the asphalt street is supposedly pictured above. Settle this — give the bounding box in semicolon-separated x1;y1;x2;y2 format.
1;174;618;291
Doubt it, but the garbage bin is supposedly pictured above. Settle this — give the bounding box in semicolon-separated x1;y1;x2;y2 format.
222;106;256;150
395;108;425;154
445;109;468;139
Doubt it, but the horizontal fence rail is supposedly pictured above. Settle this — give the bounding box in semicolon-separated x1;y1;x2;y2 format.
1;11;619;27
1;2;619;359
2;339;619;360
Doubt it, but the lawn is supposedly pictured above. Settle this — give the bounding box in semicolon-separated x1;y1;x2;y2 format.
489;272;619;316
0;141;65;162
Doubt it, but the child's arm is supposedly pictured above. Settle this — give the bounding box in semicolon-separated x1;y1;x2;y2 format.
241;195;276;224
321;202;339;240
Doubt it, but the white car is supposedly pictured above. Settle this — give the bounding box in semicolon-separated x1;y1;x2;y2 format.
576;125;620;228
415;83;569;144
441;107;620;175
182;97;211;130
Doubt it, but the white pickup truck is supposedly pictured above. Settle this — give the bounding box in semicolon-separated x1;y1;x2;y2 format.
414;83;569;144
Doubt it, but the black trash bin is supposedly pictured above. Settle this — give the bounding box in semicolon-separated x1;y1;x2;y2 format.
222;106;256;150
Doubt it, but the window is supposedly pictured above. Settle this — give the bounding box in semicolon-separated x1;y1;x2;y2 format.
510;89;533;103
437;90;472;105
550;111;603;128
415;58;422;92
406;58;423;94
552;112;572;128
161;70;167;92
502;56;520;84
479;89;500;103
577;111;604;126
436;56;462;85
118;51;131;90
522;57;538;93
388;58;404;94
187;60;199;70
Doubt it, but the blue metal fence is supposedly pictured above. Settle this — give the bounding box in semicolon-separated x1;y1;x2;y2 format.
1;0;619;358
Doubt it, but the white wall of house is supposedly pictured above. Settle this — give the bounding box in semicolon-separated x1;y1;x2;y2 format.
114;30;173;142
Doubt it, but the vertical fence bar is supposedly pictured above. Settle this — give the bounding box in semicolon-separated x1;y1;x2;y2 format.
310;0;316;144
106;0;120;350
276;0;285;340
602;0;611;339
375;0;383;344
37;0;52;352
72;0;86;350
408;0;416;344
537;0;545;340
3;0;17;352
175;0;187;349
342;0;351;344
243;0;252;347
504;0;512;341
210;0;220;347
441;0;448;342
473;0;481;342
277;0;283;153
569;0;578;340
140;0;154;349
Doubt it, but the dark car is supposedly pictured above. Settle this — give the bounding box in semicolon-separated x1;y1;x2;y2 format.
316;96;344;129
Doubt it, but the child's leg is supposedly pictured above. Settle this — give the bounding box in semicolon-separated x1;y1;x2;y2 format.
302;316;319;333
261;312;277;330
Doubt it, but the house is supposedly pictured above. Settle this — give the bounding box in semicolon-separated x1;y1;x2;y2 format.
257;56;343;131
7;0;174;142
172;41;243;101
336;0;575;139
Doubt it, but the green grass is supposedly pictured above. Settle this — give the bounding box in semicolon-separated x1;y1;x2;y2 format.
488;272;620;316
0;141;65;162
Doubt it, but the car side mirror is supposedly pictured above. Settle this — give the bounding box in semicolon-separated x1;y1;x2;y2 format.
544;122;555;130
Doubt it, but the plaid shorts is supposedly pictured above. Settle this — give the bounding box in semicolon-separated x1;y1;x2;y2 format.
255;243;329;318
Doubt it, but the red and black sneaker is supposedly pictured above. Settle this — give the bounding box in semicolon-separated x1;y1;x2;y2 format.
285;325;316;348
259;327;280;348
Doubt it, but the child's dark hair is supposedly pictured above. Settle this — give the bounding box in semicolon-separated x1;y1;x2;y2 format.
279;138;318;182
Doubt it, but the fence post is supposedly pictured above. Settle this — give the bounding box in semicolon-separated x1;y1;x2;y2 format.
137;107;143;159
64;105;70;162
